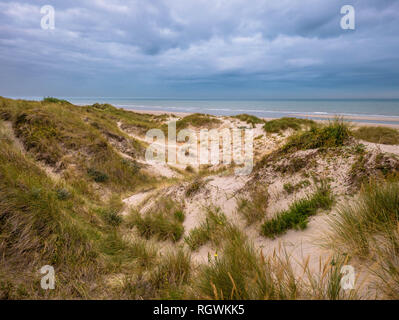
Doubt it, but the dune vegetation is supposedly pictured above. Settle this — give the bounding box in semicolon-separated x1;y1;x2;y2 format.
1;97;399;300
263;117;315;133
353;126;399;145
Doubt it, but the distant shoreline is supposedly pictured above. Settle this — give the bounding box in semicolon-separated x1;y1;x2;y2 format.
123;107;399;129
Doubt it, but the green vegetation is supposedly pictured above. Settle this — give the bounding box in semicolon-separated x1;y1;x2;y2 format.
96;196;124;227
350;149;399;189
42;97;71;105
328;180;399;298
195;219;352;300
283;180;311;194
283;182;295;194
1;97;394;300
0;97;156;194
185;207;227;251
353;126;399;145
174;113;221;131
89;102;167;134
185;178;206;197
237;185;268;225
149;249;191;298
263;117;315;133
232;114;264;127
282;119;351;153
276;157;308;174
87;168;109;183
261;184;334;238
127;198;185;242
122;247;191;299
0;119;147;298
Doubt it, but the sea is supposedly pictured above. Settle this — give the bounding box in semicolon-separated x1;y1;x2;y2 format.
11;97;399;125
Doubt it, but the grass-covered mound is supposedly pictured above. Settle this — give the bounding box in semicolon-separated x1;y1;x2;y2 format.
282;119;351;153
0;118;187;299
89;102;167;134
127;198;185;242
263;117;315;133
353;126;399;145
0;120;116;298
0;97;155;193
328;179;399;298
174;113;221;131
42;97;72;105
232;114;264;127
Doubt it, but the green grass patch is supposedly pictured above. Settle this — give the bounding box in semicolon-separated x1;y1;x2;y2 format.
149;248;191;298
127;198;185;242
185;178;206;197
196;223;302;299
282;119;351;153
263;117;315;133
353;126;399;145
174;113;221;131
232;114;264;127
42;97;71;105
237;185;269;225
328;180;399;298
283;180;311;194
261;184;334;238
184;207;227;251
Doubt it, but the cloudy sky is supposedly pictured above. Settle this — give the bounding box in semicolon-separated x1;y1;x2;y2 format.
0;0;398;99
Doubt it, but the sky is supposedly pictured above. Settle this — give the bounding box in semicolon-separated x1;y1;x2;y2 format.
0;0;398;99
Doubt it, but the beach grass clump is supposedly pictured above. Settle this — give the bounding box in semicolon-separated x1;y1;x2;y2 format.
96;195;124;227
263;117;316;133
149;248;191;298
185;177;206;197
174;113;221;131
282;118;351;153
283;183;295;194
353;126;399;145
100;232;156;269
87;168;109;183
237;185;269;225
122;247;191;299
184;207;227;251
127;198;185;242
232;114;265;127
42;97;71;105
196;224;302;300
261;183;334;238
328;180;399;258
195;221;355;299
327;180;399;298
283;180;311;194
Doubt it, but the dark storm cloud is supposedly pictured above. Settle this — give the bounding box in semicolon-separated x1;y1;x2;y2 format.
0;0;398;97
